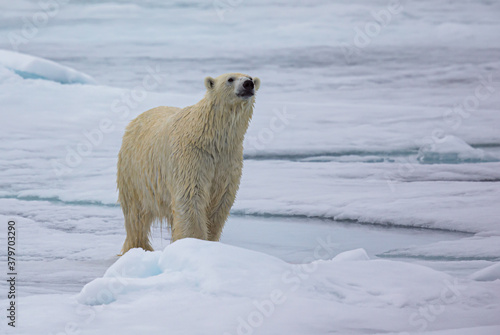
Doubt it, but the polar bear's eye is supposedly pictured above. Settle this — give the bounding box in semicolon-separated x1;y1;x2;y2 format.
227;78;234;83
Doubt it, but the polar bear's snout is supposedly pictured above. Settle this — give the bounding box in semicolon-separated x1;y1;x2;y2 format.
237;78;255;98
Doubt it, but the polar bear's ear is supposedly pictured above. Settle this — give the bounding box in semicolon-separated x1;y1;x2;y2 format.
204;77;215;90
253;77;261;91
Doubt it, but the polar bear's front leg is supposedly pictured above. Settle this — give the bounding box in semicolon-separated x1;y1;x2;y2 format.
171;193;209;241
170;150;215;242
207;191;235;241
207;174;241;241
207;155;243;241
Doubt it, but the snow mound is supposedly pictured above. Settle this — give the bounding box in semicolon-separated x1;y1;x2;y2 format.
35;240;500;334
471;263;500;282
79;239;464;308
0;49;96;85
417;135;488;164
332;248;369;261
77;239;289;305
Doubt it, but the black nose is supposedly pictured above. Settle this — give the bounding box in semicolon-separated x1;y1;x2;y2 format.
243;80;254;90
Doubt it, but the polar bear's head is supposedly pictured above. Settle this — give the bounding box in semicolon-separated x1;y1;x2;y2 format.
204;73;260;104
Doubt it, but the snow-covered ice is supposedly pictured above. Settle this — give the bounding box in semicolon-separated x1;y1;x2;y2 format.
0;0;499;334
0;49;96;84
10;239;500;335
417;135;492;164
471;262;500;282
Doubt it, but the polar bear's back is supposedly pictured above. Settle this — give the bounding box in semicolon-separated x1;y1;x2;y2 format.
126;106;180;134
119;105;180;164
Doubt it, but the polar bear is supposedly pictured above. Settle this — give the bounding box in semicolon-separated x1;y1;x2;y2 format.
117;73;260;254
